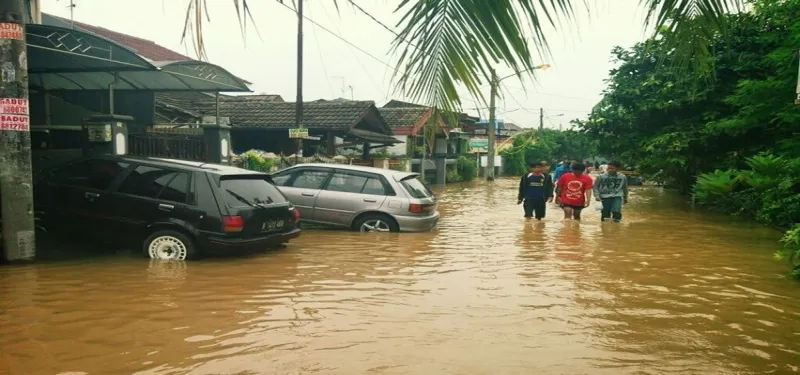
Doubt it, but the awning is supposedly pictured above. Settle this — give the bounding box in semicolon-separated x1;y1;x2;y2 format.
347;128;402;145
26;24;250;92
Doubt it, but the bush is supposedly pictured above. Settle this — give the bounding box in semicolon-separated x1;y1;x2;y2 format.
775;225;800;279
241;150;275;173
694;153;800;277
456;155;477;182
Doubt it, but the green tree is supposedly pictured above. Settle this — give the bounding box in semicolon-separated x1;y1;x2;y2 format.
581;0;800;192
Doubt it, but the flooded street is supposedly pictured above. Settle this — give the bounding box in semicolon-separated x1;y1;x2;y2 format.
2;178;799;375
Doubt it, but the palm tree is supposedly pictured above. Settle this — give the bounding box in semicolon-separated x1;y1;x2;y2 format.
183;0;742;114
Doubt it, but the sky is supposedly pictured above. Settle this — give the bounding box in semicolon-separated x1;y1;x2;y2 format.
40;0;652;130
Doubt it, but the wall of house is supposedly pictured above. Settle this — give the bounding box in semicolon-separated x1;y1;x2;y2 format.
29;92;98;126
31;91;156;129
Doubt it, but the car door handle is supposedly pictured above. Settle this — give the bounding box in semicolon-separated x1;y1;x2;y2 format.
301;193;315;197
158;203;174;212
363;198;377;203
84;192;100;200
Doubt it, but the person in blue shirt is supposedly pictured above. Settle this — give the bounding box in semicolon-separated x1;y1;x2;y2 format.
517;162;554;220
553;161;570;181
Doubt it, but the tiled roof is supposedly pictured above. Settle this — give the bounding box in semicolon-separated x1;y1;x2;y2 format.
47;14;251;84
502;122;523;131
382;100;426;109
378;107;430;128
154;93;389;132
58;17;192;62
233;94;284;102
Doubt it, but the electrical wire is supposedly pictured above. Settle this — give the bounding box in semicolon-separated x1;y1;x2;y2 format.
274;0;399;74
307;5;335;98
318;1;388;100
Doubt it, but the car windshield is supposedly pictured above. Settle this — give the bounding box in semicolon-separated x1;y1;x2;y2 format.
220;177;287;208
399;176;433;199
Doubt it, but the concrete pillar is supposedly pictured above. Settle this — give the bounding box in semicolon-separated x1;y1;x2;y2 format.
83;114;132;157
372;157;389;169
434;157;446;184
202;122;232;164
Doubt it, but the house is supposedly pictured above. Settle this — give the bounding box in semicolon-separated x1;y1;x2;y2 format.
153;94;400;158
26;14;252;165
379;101;473;183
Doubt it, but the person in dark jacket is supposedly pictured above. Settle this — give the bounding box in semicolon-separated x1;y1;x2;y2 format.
517;162;554;220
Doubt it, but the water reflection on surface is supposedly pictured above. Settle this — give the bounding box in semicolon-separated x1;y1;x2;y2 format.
1;178;799;374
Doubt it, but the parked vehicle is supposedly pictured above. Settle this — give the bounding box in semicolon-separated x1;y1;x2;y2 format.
270;164;439;232
32;156;300;260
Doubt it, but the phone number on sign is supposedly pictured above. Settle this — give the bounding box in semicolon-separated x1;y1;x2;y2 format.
0;114;29;131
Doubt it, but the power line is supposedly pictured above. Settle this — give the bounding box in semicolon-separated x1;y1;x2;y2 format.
318;1;388;100
307;5;335;98
274;1;398;74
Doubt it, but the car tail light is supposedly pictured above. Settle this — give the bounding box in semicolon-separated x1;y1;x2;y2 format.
409;203;434;214
289;207;300;222
222;215;244;232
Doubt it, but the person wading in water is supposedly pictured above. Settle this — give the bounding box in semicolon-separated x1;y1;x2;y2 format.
555;163;593;221
517;162;554;220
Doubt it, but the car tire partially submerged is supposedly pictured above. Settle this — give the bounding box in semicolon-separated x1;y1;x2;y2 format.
144;230;198;260
354;213;399;233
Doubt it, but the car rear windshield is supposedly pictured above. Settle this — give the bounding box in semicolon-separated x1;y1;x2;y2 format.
399;176;433;199
220;176;287;208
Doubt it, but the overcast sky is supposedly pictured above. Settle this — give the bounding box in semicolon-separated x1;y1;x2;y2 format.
41;0;651;130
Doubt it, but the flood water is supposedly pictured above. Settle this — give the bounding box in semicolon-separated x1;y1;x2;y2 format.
2;178;799;375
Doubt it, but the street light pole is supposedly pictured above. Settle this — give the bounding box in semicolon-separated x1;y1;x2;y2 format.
0;0;36;262
485;64;551;181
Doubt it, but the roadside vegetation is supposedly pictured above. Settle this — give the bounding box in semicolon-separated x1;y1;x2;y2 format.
578;0;800;277
501;129;598;176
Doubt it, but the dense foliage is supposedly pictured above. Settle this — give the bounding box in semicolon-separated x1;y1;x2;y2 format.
581;0;800;276
240;150;275;172
501;129;598;176
447;155;478;183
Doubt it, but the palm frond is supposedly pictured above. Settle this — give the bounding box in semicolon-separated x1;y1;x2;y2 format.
391;0;577;115
183;0;264;61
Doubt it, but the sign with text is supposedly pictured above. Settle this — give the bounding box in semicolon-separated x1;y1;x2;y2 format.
0;23;23;40
288;128;309;139
0;98;28;115
0;114;29;131
0;98;29;131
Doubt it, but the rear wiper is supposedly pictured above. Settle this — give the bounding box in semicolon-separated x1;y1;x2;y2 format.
225;189;264;209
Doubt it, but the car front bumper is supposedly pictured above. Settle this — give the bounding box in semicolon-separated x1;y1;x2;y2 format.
395;211;440;232
200;228;301;254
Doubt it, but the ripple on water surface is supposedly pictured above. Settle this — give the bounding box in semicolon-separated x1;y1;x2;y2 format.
1;179;799;375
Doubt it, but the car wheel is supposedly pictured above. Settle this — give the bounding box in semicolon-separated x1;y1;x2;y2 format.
143;230;198;260
353;213;399;233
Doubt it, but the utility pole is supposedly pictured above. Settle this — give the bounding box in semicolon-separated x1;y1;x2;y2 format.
486;69;497;181
294;0;304;163
0;0;36;262
539;107;544;131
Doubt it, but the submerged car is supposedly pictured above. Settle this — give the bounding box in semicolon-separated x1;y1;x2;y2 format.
270;164;439;232
33;156;300;260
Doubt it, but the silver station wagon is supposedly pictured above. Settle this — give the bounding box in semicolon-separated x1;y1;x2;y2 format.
270;164;439;232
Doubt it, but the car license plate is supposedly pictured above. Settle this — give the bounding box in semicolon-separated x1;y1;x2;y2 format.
261;220;283;232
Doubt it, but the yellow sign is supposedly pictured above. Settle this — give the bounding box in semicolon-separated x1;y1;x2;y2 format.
288;128;309;138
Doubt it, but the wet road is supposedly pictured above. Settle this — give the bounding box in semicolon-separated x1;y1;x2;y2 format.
1;178;799;375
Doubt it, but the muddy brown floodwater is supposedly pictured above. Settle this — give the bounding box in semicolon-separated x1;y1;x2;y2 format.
1;178;800;375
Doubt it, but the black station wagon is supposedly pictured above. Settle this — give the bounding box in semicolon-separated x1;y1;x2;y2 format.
33;156;301;260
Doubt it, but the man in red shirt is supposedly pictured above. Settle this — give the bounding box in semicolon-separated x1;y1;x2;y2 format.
555;163;594;221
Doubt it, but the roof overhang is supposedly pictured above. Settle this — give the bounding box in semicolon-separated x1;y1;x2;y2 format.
347;128;402;145
26;24;250;92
